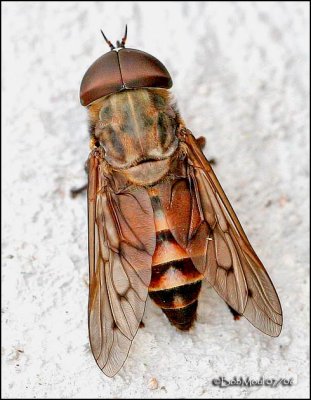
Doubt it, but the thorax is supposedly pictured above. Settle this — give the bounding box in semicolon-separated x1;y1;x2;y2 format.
93;89;179;185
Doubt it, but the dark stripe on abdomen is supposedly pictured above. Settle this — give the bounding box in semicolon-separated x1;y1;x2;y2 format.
149;231;203;330
162;300;200;331
149;257;203;292
148;194;203;330
149;280;202;309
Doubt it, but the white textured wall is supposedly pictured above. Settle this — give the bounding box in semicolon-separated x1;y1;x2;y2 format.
2;1;309;398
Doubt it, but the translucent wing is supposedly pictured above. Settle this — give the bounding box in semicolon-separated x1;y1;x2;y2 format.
166;130;283;337
88;153;155;377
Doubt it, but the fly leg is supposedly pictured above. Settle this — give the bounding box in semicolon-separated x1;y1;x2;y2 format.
228;305;241;321
70;183;88;198
196;136;216;165
70;160;88;198
196;136;206;149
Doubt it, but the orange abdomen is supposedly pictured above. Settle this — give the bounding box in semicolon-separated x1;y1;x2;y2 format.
148;193;203;330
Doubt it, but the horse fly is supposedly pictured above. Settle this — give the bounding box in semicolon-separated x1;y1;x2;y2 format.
74;27;282;377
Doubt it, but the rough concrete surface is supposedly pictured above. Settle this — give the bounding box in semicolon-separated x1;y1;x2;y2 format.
2;1;310;398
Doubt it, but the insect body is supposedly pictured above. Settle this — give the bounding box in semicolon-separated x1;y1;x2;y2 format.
80;29;283;377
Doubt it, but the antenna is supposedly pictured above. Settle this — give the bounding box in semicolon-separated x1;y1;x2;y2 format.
100;30;115;50
101;25;128;50
116;25;128;48
120;24;128;48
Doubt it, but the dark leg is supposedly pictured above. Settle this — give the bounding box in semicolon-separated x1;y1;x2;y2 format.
196;136;206;149
70;160;89;198
208;158;217;166
70;183;88;198
228;305;241;321
196;136;217;165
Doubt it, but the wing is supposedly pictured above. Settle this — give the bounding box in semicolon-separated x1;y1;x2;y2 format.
88;153;155;377
165;130;283;337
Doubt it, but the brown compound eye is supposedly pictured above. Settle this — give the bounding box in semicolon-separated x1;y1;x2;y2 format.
118;48;172;91
80;51;123;106
80;48;173;106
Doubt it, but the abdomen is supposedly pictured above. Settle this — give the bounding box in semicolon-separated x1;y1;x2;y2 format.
148;191;203;330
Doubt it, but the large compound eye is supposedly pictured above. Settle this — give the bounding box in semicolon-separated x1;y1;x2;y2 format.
80;51;122;106
118;49;172;90
80;48;173;106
